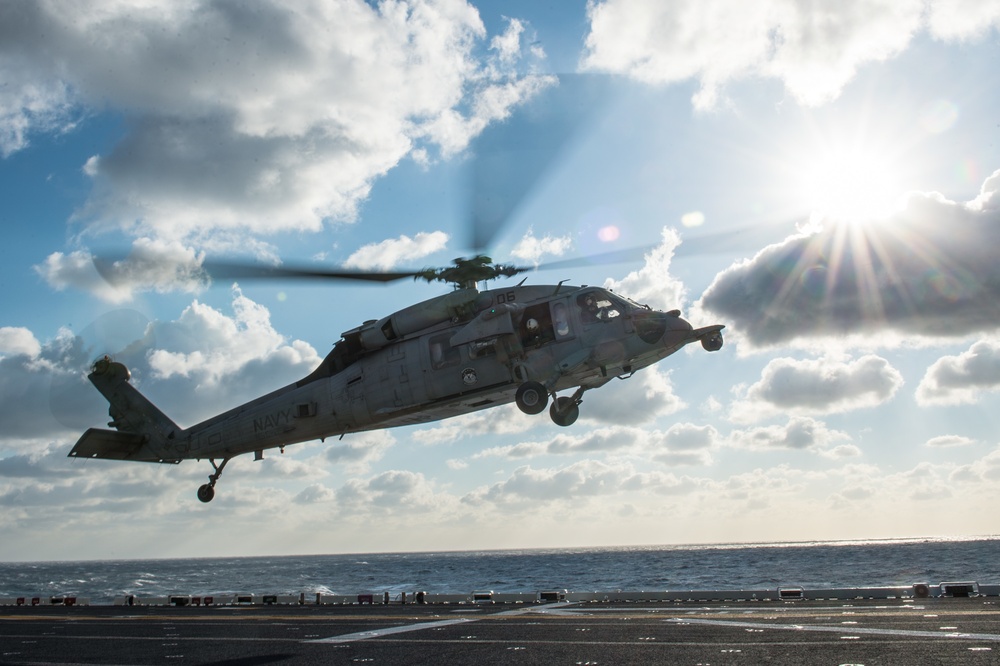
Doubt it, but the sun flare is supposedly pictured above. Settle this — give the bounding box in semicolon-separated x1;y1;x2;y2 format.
798;146;906;222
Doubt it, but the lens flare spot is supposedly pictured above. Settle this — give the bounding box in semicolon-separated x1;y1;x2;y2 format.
955;159;980;189
920;99;959;134
681;211;705;228
277;291;287;302
598;225;620;242
800;264;828;298
925;271;965;302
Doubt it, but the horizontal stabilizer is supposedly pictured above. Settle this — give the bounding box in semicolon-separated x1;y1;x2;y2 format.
69;428;180;464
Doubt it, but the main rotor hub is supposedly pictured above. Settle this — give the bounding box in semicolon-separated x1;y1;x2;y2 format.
417;255;522;289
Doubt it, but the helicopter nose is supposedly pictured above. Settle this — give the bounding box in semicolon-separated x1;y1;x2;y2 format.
660;313;694;353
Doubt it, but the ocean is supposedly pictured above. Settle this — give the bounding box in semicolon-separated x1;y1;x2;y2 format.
1;537;998;604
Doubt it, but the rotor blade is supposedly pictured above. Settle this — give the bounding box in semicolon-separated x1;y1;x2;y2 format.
202;260;420;283
468;74;617;253
526;244;658;273
674;218;806;257
520;217;807;274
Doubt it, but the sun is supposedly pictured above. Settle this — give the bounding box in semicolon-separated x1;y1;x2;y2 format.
798;146;906;222
780;121;914;224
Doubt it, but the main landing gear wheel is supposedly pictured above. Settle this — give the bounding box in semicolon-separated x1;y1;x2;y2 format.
197;457;231;503
515;381;548;415
549;396;579;427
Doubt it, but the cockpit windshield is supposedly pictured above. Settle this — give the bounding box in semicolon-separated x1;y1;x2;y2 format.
613;292;649;310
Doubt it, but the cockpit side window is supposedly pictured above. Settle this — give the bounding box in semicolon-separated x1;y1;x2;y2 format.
577;291;621;323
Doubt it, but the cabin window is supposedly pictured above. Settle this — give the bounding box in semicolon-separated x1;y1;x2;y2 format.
520;303;556;347
552;302;571;338
429;333;460;369
469;337;498;359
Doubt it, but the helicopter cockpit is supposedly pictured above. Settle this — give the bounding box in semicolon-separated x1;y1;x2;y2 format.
576;289;625;323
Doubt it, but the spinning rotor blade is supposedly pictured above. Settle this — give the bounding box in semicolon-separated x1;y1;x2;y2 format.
673;220;803;257
201;260;420;283
468;74;615;253
526;244;658;273
517;215;808;276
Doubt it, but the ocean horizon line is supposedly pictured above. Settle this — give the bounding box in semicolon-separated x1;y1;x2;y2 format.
3;533;997;566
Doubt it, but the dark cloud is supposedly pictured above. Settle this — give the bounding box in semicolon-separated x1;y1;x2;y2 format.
700;170;1000;347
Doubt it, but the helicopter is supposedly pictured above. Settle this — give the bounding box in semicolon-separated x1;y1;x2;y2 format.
68;252;725;503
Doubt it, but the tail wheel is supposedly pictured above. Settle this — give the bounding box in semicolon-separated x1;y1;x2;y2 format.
515;381;548;415
196;457;230;503
549;396;579;427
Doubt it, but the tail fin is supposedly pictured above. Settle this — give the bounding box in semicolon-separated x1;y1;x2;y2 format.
68;357;183;463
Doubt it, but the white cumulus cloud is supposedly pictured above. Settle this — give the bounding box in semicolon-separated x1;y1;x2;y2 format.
916;339;1000;406
0;327;42;358
581;0;1000;109
343;231;449;270
509;228;572;265
730;355;903;422
0;1;551;243
728;416;854;456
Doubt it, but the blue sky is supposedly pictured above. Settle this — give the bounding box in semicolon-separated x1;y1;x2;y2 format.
2;0;1000;562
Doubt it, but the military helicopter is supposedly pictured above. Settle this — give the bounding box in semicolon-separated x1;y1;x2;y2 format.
66;73;726;502
68;249;724;503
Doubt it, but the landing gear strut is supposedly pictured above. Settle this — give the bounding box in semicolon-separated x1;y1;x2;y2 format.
197;457;231;503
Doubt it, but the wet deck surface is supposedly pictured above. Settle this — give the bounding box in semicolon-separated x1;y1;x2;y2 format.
2;598;999;664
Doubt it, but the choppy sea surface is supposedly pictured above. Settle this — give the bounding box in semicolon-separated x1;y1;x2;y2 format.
2;537;998;604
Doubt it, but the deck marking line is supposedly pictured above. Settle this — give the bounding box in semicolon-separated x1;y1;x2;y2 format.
670;618;1000;641
308;617;474;643
308;603;576;644
496;602;576;617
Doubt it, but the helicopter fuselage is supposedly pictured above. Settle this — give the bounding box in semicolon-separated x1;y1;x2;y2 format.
70;282;724;502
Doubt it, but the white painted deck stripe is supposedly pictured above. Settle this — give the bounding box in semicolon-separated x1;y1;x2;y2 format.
670;618;1000;641
309;602;574;643
309;617;475;643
